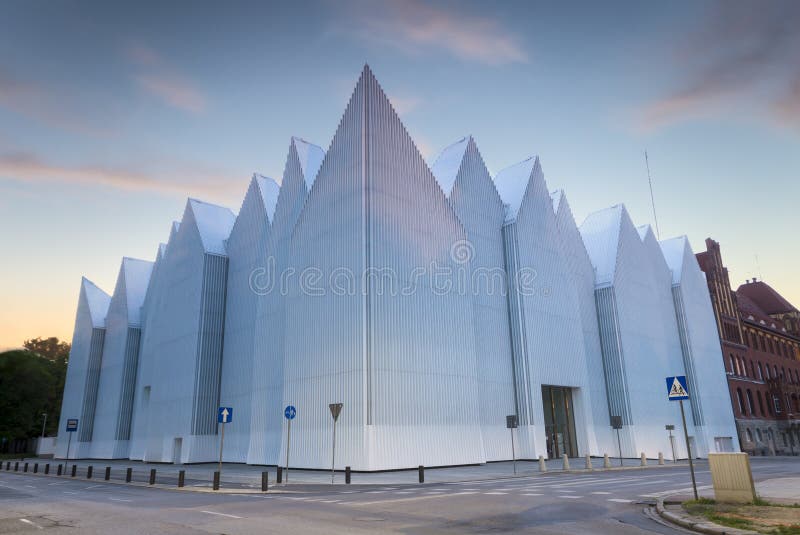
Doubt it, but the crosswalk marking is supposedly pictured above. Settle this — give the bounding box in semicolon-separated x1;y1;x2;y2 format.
608;498;632;503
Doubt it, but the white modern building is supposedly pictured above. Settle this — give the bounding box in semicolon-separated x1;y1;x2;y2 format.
57;66;738;469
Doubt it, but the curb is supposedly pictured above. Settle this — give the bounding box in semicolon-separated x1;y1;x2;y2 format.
655;497;758;535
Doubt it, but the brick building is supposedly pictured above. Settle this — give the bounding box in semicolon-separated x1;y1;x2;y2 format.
697;238;800;455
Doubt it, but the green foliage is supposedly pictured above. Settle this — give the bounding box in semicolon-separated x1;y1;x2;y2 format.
0;350;67;442
23;337;71;362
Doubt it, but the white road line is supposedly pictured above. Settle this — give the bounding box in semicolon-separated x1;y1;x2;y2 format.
85;485;105;489
63;491;77;495
561;495;583;499
522;493;543;496
608;498;633;503
319;500;340;503
19;519;43;530
200;511;243;519
591;491;612;495
24;485;35;488
108;497;132;502
484;492;507;495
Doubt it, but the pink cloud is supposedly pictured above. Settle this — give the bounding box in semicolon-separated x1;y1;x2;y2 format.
126;44;207;114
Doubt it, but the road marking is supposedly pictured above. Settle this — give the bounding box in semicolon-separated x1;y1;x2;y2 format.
561;495;583;499
63;491;77;494
200;511;243;519
522;493;543;496
20;519;43;530
85;485;105;489
108;497;132;502
591;491;612;495
24;485;35;488
484;492;507;495
320;500;340;503
608;498;633;503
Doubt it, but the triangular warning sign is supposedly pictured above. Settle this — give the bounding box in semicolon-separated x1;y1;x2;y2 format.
670;379;686;397
667;376;689;400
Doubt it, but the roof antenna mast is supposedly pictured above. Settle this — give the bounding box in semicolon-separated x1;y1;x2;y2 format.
645;150;661;239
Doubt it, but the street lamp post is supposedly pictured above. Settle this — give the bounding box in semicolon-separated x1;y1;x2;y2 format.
41;413;47;438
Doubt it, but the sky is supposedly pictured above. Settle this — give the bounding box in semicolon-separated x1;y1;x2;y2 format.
1;0;798;350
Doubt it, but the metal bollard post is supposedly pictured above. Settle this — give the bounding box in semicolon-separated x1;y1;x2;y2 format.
45;464;50;475
149;468;156;485
562;454;570;471
14;462;19;471
261;471;268;492
276;466;282;484
640;453;647;466
212;471;220;491
538;455;547;472
5;462;9;470
24;462;28;472
345;466;351;484
658;452;664;465
34;463;38;473
105;467;111;481
603;453;611;468
585;454;592;470
418;465;424;484
71;465;77;477
126;467;132;483
87;466;93;479
178;470;185;488
57;464;63;476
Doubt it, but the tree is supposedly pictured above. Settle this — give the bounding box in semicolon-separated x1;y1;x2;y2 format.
23;337;71;362
0;350;67;443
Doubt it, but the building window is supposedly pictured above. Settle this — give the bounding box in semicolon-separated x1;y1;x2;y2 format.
768;338;774;354
756;429;763;442
757;391;765;416
746;428;753;442
761;336;766;352
729;355;735;374
774;396;782;414
736;389;745;415
746;390;755;415
758;363;763;380
774;365;779;378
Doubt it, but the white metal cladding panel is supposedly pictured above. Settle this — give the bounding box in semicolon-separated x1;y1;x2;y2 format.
671;240;739;454
283;70;368;470
553;194;610;453
89;265;129;458
191;253;228;436
78;328;106;443
447;138;516;461
56;281;106;458
366;72;484;469
116;327;140;443
219;179;268;462
141;205;209;462
248;140;309;465
503;223;531;429
507;161;597;458
611;211;693;458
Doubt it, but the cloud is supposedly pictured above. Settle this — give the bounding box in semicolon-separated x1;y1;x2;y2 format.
640;1;800;130
337;0;527;65
387;93;422;115
0;67;110;135
126;44;207;114
0;151;237;202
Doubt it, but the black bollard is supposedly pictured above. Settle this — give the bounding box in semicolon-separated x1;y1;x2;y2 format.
34;463;38;473
149;468;156;485
261;471;268;492
212;471;220;491
87;466;93;479
57;464;63;476
104;466;111;481
5;462;9;470
418;465;424;483
126;467;132;482
276;466;282;484
178;470;185;488
345;466;351;484
45;464;50;475
71;464;77;477
24;462;28;472
14;462;18;471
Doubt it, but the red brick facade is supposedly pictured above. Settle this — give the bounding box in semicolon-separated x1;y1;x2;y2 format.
696;238;800;455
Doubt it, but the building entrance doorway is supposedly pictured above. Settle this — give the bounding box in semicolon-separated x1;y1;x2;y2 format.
542;385;578;458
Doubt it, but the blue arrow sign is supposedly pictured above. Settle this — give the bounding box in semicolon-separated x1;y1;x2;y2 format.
285;405;296;420
666;376;689;401
218;407;233;423
66;418;78;432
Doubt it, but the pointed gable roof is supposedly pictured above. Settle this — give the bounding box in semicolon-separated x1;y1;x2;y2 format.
252;173;281;222
121;257;154;324
186;198;236;255
550;189;564;214
493;156;540;223
81;277;111;328
291;137;325;190
579;204;627;286
431;136;470;196
737;280;798;315
659;235;691;285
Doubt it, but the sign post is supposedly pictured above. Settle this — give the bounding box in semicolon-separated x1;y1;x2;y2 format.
665;424;677;463
328;403;343;484
506;415;518;474
217;407;232;476
65;418;78;471
284;405;296;483
666;376;697;499
610;416;623;466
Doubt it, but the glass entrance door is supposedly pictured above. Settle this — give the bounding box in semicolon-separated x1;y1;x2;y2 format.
542;385;578;458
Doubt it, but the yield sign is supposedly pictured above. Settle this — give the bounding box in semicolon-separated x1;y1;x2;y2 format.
329;403;343;422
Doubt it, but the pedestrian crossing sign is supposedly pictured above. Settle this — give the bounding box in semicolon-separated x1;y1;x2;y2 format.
666;376;689;400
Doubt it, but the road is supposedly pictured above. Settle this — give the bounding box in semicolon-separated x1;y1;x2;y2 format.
0;457;797;534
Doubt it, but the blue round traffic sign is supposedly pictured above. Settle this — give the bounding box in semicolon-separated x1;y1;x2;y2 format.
285;405;296;420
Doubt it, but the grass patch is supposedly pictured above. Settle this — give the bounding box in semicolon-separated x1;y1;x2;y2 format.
683;499;800;534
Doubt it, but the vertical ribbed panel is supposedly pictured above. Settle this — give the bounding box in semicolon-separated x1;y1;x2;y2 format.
672;286;703;425
191;253;229;435
116;327;141;440
78;328;106;442
594;286;632;424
